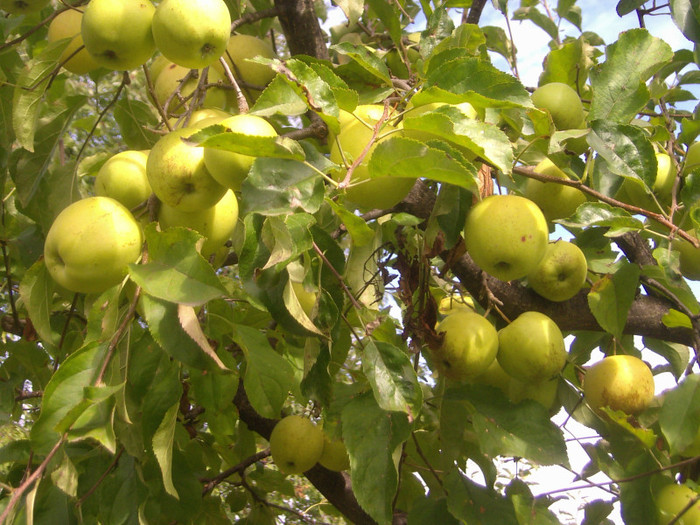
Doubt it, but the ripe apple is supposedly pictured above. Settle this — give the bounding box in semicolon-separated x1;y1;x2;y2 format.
464;194;549;282
269;415;324;475
470;358;511;394
433;310;499;381
152;0;231;69
47;8;100;75
146;127;226;212
202;114;278;191
81;0;156;71
523;158;587;221
217;34;277;89
497;311;567;383
617;152;676;210
329;104;414;210
437;294;474;315
154;62;228;115
44;197;143;294
94;150;152;210
508;376;559;412
0;0;49;15
318;436;350;472
148;54;171;84
672;230;700;281
158;189;238;262
531;82;585;131
583;354;655;414
655;483;700;525
527;240;588;302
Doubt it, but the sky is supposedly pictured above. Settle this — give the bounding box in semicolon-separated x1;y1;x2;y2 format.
321;2;698;523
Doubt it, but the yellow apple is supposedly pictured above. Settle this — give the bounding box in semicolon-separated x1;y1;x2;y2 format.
508;376;560;412
217;33;277;88
0;0;49;15
81;0;156;71
329;104;414;210
152;0;231;69
44;197;143;294
437;294;474;315
464;194;549;282
47;8;100;75
531;82;585;131
146;127;226;212
470;358;511;393
523;158;587;221
527;240;588;302
94;150;151;210
153;62;228;116
148;54;171;84
655;483;700;525
269;415;324;475
318;436;350;472
583;354;655;415
202;114;278;191
497;311;567;383
617;152;676;210
433;310;499;381
158;189;238;262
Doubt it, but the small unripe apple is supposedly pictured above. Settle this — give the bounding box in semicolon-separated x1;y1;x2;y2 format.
672;230;700;281
44;197;143;294
269;415;324;475
523;158;587;221
655;483;700;524
433;310;499;381
151;0;231;69
81;0;156;71
583;354;654;415
464;194;549;282
94;150;151;210
527;240;588;302
318;436;350;472
497;311;567;383
47;8;100;75
531;82;585;131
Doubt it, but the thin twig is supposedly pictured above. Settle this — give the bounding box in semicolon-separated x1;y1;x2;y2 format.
201;448;270;495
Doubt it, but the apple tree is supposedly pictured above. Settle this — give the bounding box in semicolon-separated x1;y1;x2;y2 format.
1;0;700;523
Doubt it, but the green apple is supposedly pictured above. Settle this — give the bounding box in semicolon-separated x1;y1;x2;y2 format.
437;294;474;316
433;310;499;381
683;141;700;175
318;436;350;472
672;230;700;281
81;0;156;71
47;8;101;75
583;354;655;414
148;53;171;84
154;62;228;115
508;376;559;412
44;197;143;294
269;415;324;475
527;240;588;302
217;33;277;88
656;483;700;525
152;0;231;69
146;127;226;212
470;358;511;393
158;189;238;261
95;150;151;210
497;311;567;383
329;104;414;210
523;158;587;221
617;152;676;209
187;108;231;127
0;0;49;15
531;82;585;130
464;194;549;282
202;114;278;191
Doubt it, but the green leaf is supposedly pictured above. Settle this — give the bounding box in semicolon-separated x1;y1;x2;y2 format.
327;198;375;246
363;341;423;418
589;29;673;123
153;402;180;499
507;478;561;525
558;202;644;236
342;391;412;524
539;37;598;91
331;42;393;84
616;0;647;16
18;259;56;347
187;126;305;160
129;225;227;306
369;136;480;190
513;7;559;40
444;470;519;525
659;374;700;455
424;57;532;109
587;262;640;339
643;337;690;380
261;213;315;271
241;157;325;216
233;323;296;418
30;342;107;453
367;0;402;45
113;94;159;150
401;106;513;173
408;497;460;525
446;384;569;466
12;40;65;151
334;0;363;25
671;0;700;43
266;57;341;117
250;75;309;117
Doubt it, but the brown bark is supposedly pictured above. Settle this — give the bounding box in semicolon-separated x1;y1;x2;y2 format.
273;0;330;60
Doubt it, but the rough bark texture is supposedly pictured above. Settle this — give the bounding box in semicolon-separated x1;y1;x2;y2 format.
274;0;330;60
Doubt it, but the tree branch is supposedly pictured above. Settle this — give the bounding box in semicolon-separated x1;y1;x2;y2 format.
273;0;330;60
